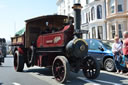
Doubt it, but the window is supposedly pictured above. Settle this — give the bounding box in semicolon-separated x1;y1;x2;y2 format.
111;6;114;13
98;26;103;39
109;0;115;13
68;5;70;12
86;0;88;4
97;5;102;19
64;10;65;15
86;13;88;23
91;7;95;20
118;4;123;12
102;41;112;50
111;25;115;39
89;40;102;51
92;27;96;39
118;24;123;38
89;12;90;22
117;0;124;12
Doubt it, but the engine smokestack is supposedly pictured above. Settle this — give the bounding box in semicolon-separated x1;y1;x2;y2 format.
72;3;82;38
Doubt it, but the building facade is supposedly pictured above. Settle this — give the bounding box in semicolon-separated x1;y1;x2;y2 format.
106;0;128;40
56;0;107;40
56;0;75;16
81;0;106;40
57;0;128;40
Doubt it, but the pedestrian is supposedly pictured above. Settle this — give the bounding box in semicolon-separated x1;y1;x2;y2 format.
112;35;123;74
122;31;128;75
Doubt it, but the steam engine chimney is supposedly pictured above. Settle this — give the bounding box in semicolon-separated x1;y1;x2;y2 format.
72;2;82;38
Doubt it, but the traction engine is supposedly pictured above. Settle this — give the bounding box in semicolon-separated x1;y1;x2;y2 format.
11;3;100;83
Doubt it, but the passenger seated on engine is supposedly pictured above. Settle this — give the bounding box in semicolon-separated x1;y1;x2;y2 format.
40;22;58;34
45;24;58;33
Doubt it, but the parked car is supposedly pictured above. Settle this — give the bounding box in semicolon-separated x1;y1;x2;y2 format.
86;39;115;72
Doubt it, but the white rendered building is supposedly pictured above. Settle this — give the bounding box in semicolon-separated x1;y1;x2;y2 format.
56;0;107;40
56;0;75;16
81;0;106;40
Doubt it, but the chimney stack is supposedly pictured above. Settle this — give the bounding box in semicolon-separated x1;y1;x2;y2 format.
72;3;82;38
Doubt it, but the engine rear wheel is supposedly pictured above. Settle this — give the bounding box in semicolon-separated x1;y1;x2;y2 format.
26;46;35;67
83;56;100;79
14;51;24;72
52;56;70;83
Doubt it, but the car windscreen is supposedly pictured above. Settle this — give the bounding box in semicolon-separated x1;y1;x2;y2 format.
101;41;112;50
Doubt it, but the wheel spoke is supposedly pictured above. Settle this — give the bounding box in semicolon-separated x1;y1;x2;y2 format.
88;70;92;77
92;69;96;75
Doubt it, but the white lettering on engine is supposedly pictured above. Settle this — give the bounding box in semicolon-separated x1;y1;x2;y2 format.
54;36;61;44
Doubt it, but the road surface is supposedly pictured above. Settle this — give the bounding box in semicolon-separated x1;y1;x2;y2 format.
0;55;128;85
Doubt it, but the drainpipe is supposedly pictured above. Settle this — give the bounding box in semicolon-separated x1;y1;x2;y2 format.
104;0;107;40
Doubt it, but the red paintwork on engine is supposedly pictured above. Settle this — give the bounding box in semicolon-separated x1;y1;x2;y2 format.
61;25;70;32
18;47;24;54
39;56;42;66
37;25;71;48
36;25;74;67
37;33;64;48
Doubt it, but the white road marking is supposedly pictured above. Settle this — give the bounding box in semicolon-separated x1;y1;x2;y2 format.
101;70;128;78
78;77;122;85
95;80;122;85
78;77;101;85
12;82;21;85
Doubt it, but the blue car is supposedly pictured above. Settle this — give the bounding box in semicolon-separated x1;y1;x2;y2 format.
86;39;115;72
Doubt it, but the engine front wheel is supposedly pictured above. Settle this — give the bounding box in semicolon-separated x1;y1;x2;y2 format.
52;56;70;83
14;51;24;72
82;56;100;79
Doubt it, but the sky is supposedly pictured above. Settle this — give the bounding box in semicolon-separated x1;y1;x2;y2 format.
0;0;57;41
